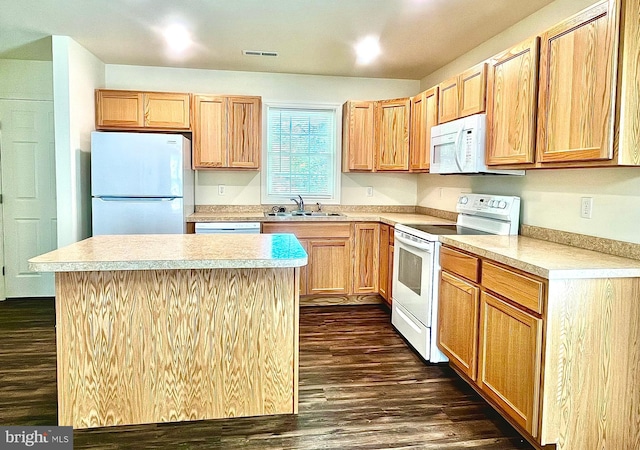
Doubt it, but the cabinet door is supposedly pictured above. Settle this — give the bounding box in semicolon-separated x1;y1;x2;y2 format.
307;239;351;294
388;242;394;303
375;98;410;171
459;62;487;118
144;92;190;129
410;87;438;172
95;90;144;129
342;101;375;171
378;224;390;301
438;271;480;380
486;37;540;166
438;76;459;124
536;1;618;163
478;291;543;437
352;223;380;294
192;95;227;168
227;96;261;169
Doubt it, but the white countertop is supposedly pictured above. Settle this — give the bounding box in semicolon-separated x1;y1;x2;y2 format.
29;234;308;272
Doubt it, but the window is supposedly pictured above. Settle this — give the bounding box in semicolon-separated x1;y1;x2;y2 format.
262;103;340;204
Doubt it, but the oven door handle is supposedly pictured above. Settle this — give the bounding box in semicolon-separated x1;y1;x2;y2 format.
395;234;433;252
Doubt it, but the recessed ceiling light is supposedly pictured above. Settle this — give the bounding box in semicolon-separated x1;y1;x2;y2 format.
355;36;381;65
163;24;192;53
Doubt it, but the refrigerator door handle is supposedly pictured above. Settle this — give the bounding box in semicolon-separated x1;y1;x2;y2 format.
95;197;179;201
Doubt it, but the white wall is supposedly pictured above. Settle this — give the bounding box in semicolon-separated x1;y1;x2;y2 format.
52;36;105;247
417;0;640;244
106;65;420;205
0;60;53;100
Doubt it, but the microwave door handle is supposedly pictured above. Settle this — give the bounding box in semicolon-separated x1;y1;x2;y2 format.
454;128;464;172
395;234;433;252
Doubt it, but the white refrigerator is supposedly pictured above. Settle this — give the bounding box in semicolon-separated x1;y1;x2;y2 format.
91;132;194;235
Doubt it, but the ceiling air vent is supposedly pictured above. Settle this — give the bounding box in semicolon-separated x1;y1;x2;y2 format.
243;50;279;57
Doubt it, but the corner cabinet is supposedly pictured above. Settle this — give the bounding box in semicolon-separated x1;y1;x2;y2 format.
375;98;410;171
409;87;438;172
536;0;618;164
438;63;487;124
192;95;261;169
486;36;540;166
342;101;376;171
95;90;190;130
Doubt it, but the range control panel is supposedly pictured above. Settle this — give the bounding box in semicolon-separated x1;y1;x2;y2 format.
456;194;521;224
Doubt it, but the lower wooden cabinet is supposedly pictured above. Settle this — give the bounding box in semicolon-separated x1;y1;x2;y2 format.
352;223;379;294
478;291;543;438
262;222;351;295
378;224;391;302
307;238;351;294
437;270;480;380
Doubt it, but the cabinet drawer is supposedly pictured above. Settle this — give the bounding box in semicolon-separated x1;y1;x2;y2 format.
262;222;351;239
482;261;544;314
440;246;480;283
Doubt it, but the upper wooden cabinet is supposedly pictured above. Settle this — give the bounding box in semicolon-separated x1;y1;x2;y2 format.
409;87;438;172
536;0;618;164
375;98;410;171
95;90;190;130
342;101;376;171
486;36;540;166
192;95;261;170
437;62;487;124
342;98;410;172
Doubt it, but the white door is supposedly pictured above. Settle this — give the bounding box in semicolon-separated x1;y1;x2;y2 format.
0;99;56;298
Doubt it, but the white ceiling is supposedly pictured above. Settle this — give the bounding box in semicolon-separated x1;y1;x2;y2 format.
0;0;555;80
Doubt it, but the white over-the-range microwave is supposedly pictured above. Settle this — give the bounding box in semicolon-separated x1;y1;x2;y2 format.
429;114;524;175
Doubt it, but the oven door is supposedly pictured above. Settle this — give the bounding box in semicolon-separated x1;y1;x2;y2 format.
392;232;435;327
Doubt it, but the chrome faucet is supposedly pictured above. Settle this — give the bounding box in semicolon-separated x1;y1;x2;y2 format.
290;195;304;212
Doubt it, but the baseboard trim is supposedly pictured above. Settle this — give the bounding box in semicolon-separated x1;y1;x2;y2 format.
300;294;384;306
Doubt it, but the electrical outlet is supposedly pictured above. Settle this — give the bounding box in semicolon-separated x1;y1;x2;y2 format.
581;197;593;219
366;186;373;197
218;185;226;196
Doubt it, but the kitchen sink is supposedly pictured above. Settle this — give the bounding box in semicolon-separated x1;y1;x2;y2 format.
264;211;344;217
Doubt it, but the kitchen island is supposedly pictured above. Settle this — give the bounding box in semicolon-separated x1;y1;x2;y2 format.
29;234;307;429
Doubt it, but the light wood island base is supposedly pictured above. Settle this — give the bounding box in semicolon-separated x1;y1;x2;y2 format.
28;234;307;430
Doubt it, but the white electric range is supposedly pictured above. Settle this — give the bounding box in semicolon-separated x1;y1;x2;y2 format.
391;194;521;362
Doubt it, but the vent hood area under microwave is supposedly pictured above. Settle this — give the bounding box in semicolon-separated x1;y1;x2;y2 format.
429;114;524;176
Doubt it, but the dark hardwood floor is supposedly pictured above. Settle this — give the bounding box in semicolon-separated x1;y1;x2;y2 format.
0;298;533;449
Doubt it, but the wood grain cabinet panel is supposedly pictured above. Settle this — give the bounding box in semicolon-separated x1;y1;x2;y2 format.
227;96;261;168
144;92;190;129
438;76;460;124
482;261;545;314
440;246;480;283
410;87;438;172
352;223;379;294
478;291;543;438
438;63;487;124
378;224;390;303
192;95;227;168
537;0;618;163
459;63;487;118
307;239;351;295
96;90;190;130
486;37;540;166
438;271;480;380
375;98;410;171
192;95;261;170
342;101;376;171
96;90;144;129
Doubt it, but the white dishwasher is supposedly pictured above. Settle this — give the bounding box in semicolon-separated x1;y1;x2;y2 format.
194;222;261;234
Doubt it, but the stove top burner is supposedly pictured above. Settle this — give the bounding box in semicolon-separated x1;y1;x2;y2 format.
399;224;492;238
